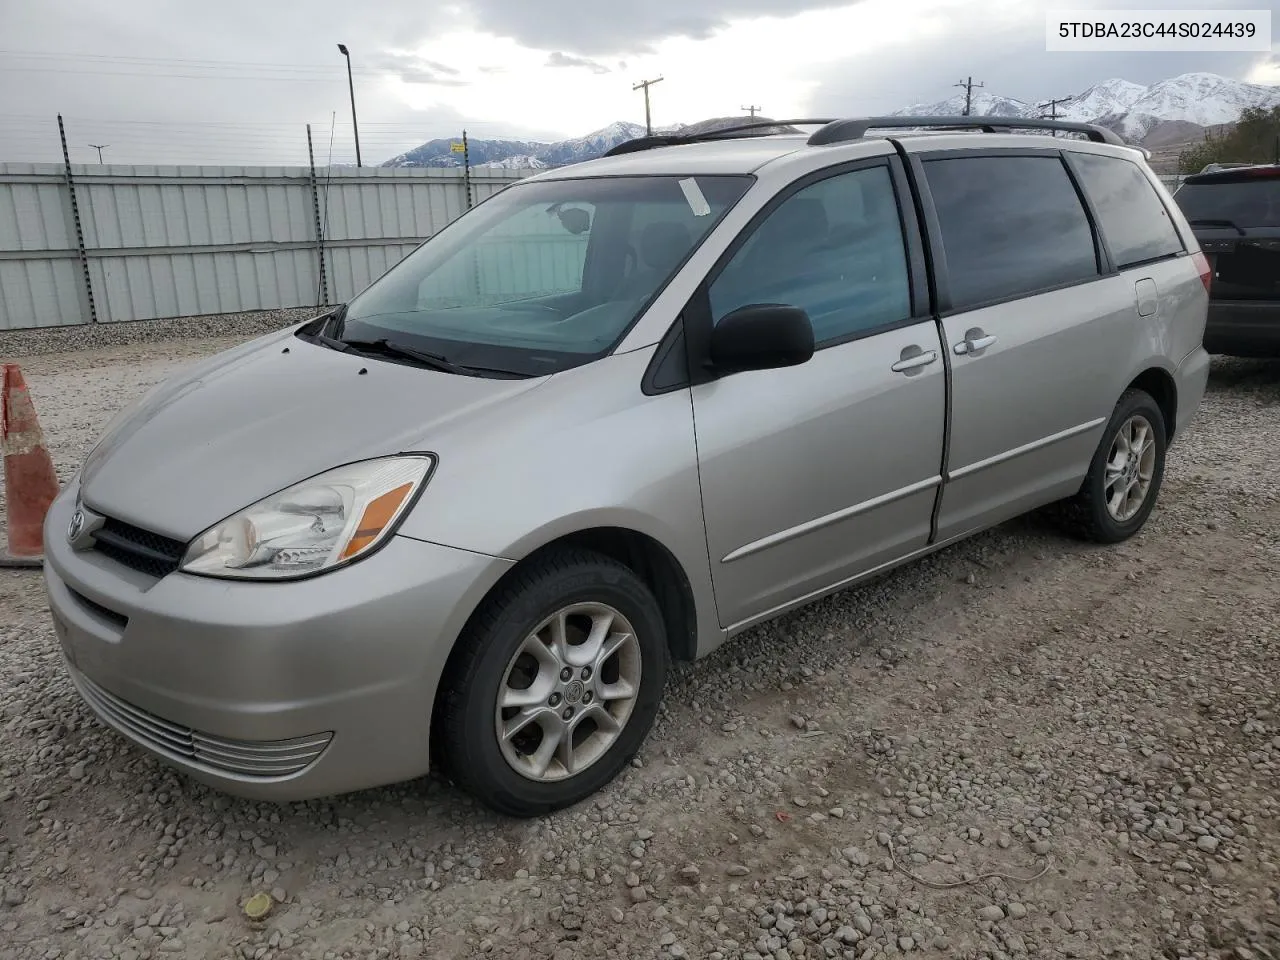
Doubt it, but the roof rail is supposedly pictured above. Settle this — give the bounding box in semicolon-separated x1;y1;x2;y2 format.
807;116;1126;146
602;119;835;157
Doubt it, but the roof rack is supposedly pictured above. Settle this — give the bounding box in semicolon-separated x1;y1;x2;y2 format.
602;119;835;157
601;115;1128;158
806;116;1125;146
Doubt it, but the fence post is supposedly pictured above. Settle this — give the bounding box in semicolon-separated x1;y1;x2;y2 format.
58;114;98;325
461;133;481;299
306;124;330;308
463;130;473;210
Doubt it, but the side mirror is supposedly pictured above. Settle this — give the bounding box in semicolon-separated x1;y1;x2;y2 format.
709;304;815;373
557;207;591;235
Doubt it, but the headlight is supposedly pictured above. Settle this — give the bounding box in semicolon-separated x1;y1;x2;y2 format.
181;456;434;580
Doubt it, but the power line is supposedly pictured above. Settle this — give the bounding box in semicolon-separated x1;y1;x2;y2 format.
0;66;356;83
0;50;431;77
954;76;985;116
0;114;517;127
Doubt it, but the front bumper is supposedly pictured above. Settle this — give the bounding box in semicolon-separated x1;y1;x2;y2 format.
1204;300;1280;358
43;481;512;801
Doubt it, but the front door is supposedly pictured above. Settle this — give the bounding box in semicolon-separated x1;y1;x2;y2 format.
690;159;946;629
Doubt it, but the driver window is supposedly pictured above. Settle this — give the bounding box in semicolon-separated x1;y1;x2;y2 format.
416;202;595;309
709;165;910;346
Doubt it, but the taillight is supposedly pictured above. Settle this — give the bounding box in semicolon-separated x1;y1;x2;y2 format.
1192;250;1212;294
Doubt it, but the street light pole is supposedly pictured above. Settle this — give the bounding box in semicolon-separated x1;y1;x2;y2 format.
88;144;109;163
336;43;362;167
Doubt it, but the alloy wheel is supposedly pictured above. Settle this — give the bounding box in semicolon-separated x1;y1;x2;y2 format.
494;602;642;782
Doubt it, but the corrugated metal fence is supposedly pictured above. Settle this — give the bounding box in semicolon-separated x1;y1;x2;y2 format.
0;163;1194;333
0;163;529;331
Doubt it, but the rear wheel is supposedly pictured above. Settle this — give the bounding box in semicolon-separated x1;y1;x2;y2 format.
436;549;669;817
1049;388;1167;543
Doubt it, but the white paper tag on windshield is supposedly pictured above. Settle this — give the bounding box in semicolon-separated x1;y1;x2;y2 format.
678;177;711;217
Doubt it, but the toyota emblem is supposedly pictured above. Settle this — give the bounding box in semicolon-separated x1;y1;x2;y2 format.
67;509;84;542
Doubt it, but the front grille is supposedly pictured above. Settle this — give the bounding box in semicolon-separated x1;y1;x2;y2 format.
91;517;186;578
73;672;332;778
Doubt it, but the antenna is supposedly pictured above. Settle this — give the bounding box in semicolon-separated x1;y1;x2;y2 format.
953;76;985;116
632;76;664;136
88;144;109;163
741;104;761;119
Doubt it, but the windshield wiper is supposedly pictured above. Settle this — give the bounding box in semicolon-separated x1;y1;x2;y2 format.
310;331;352;353
307;322;534;379
343;338;478;376
1189;218;1246;236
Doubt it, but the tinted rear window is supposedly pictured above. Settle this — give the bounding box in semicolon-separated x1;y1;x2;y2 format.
1070;153;1184;267
924;155;1099;310
1174;179;1280;228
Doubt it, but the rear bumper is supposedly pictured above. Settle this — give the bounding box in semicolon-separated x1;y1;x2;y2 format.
1172;345;1210;445
1204;300;1280;357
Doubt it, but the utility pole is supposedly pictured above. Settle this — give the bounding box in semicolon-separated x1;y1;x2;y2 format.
336;43;362;167
633;76;664;135
88;144;109;163
1037;95;1074;136
741;104;761;119
954;76;985;116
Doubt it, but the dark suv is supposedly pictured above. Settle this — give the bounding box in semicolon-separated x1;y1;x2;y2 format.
1173;164;1280;357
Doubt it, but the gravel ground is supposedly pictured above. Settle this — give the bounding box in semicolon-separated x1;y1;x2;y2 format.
0;307;315;359
0;337;1277;960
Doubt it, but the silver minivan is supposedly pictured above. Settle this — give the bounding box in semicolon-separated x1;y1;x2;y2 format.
44;117;1211;816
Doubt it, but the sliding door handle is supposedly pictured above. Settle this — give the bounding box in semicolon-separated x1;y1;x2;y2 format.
953;331;997;355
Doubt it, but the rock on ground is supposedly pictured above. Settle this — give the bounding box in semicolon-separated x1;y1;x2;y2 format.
1;340;1278;960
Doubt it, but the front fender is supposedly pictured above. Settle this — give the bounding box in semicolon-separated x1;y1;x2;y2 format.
396;348;723;656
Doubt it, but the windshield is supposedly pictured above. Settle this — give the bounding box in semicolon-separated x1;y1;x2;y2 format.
1174;179;1280;228
338;174;752;376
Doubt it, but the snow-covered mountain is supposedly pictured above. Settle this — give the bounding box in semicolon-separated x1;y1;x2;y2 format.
1094;72;1280;140
383;121;657;169
382;72;1279;169
1054;79;1147;122
891;90;1031;119
533;121;648;166
890;73;1280;143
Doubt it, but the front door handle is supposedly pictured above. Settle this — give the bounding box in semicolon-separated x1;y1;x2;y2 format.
891;348;938;374
953;329;997;355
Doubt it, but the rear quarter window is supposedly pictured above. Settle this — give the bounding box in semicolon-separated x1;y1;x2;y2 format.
1070;153;1184;268
923;154;1099;311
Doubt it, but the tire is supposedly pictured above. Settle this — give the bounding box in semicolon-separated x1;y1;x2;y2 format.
1048;388;1167;544
435;548;669;817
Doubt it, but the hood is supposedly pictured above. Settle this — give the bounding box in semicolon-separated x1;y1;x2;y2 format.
79;330;547;540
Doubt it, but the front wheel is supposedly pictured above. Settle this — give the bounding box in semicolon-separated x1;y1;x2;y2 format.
435;549;669;817
1048;387;1167;543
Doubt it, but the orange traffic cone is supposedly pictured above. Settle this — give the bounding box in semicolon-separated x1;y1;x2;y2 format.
2;363;59;567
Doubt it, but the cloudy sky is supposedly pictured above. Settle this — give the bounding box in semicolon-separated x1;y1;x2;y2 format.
1;0;1277;166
